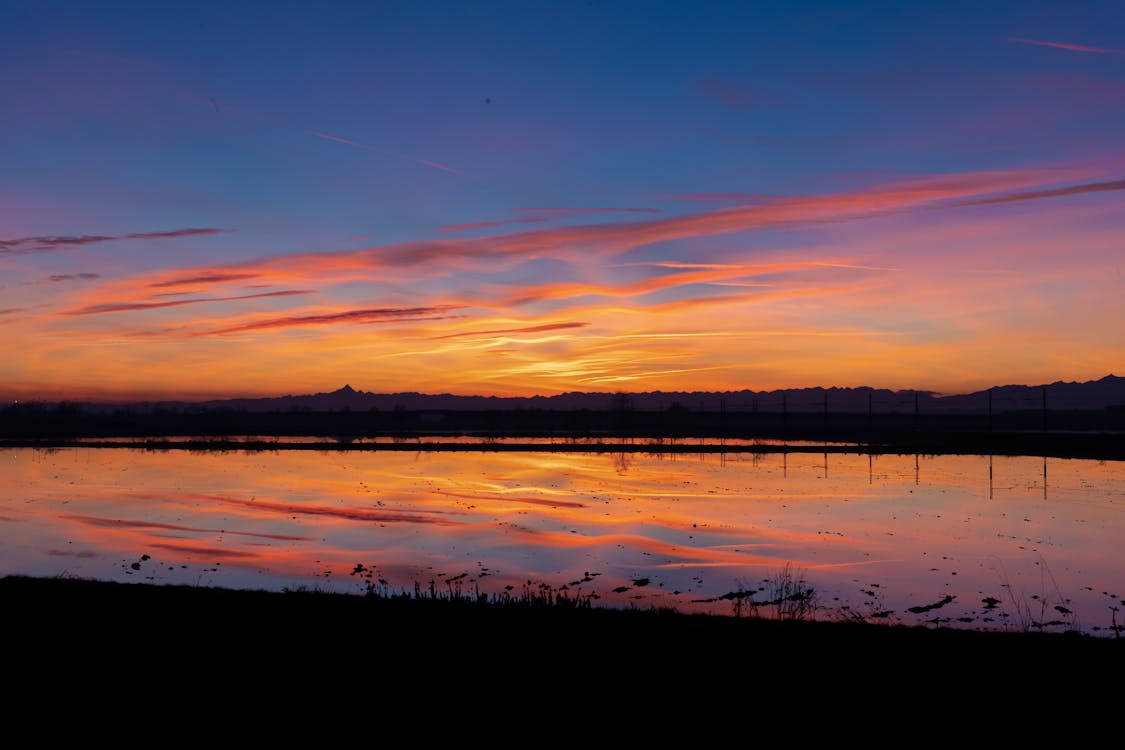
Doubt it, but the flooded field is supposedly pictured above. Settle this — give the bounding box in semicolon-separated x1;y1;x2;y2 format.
3;445;1123;635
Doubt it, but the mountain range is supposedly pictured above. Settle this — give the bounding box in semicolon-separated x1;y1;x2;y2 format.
64;375;1125;415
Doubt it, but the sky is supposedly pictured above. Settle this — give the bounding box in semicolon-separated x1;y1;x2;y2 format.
2;0;1123;401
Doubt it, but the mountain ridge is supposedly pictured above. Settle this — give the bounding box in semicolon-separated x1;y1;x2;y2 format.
36;374;1124;415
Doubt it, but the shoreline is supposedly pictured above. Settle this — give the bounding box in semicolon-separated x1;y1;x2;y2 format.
4;431;1123;460
7;572;1121;649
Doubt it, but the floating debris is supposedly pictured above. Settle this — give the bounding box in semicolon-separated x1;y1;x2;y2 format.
906;595;955;614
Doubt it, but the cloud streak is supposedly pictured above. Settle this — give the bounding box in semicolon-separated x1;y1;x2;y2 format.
435;322;589;339
373;171;1122;268
440;206;662;233
667;192;773;204
516;207;663;215
440;216;548;232
197;305;463;336
943;179;1125;208
149;272;262;288
72;168;1115;300
46;273;102;283
1005;37;1121;54
309;130;460;174
64;289;314;316
0;228;227;255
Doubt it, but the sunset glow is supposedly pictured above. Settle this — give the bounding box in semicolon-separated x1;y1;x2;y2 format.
3;2;1124;400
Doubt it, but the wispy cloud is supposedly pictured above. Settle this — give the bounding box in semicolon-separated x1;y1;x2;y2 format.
516;207;663;215
149;272;261;288
440;216;548;233
375;170;1116;268
197;305;463;336
45;273;102;283
666;192;773;204
440;206;662;233
944;179;1125;208
26;164;1122;399
694;78;785;109
54;168;1116;314
418;159;460;174
435;321;588;339
1004;37;1121;54
64;289;313;315
309;130;460;174
148;543;260;559
0;228;227;255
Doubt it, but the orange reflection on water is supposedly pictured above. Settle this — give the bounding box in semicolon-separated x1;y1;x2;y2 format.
2;447;1123;635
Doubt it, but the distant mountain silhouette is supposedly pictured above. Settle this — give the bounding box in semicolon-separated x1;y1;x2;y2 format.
58;374;1124;415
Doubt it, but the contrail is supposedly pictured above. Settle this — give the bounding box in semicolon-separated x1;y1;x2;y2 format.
309;130;460;174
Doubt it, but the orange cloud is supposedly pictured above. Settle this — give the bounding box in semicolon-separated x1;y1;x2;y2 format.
197;305;464;336
435;321;589;339
150;272;262;289
9;161;1123;399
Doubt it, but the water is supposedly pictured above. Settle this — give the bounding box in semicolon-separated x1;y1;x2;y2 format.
3;445;1123;635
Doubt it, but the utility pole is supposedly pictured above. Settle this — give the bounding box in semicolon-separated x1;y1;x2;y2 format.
988;387;993;432
1041;386;1047;432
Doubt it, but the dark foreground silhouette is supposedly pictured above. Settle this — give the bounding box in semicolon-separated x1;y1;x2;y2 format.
5;402;1123;459
5;573;1122;739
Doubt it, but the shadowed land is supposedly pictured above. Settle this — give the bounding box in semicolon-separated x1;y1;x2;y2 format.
7;378;1122;458
6;573;1122;739
7;573;1121;673
2;408;1123;459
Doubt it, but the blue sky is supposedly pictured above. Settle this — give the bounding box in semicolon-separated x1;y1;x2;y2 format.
2;1;1123;398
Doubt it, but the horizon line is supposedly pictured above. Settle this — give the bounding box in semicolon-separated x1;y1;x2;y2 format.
4;374;1118;406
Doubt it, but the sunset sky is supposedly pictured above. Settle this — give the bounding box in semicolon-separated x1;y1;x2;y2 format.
3;1;1123;401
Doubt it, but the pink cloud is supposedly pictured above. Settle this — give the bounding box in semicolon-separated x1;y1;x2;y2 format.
55;165;1124;326
1005;37;1121;54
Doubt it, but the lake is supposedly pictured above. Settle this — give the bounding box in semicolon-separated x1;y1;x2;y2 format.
3;444;1123;635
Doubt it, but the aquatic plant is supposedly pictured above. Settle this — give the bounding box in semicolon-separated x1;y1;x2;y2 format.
719;563;817;621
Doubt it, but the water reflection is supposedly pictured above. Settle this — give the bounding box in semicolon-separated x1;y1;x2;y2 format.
3;447;1123;635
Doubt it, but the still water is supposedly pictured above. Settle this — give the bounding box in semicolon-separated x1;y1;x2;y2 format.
3;446;1123;635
